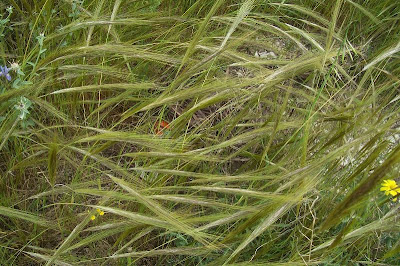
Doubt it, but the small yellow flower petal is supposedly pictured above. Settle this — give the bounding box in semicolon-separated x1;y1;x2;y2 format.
99;211;104;216
90;215;96;220
389;190;398;197
392;197;398;202
387;180;397;188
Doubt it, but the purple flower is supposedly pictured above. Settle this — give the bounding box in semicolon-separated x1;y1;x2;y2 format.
0;66;11;81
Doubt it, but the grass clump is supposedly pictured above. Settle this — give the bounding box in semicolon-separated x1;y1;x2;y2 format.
0;0;400;265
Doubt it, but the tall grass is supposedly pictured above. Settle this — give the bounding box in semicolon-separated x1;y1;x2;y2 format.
0;0;400;265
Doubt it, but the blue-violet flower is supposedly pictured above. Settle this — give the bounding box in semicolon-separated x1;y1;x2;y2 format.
0;66;11;81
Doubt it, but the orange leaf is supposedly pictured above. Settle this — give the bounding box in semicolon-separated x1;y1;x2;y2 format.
154;120;170;135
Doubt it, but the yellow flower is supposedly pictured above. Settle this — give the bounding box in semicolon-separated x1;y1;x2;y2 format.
90;215;96;221
96;209;105;216
380;179;399;197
